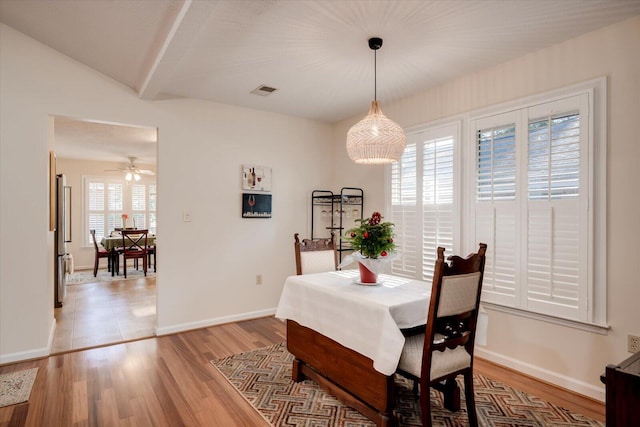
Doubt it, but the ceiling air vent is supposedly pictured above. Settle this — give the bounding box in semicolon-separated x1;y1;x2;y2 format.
251;85;278;96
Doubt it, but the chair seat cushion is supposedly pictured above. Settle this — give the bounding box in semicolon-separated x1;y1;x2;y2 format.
123;249;145;256
398;333;471;380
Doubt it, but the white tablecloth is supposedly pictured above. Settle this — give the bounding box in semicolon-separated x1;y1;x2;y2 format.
275;270;431;375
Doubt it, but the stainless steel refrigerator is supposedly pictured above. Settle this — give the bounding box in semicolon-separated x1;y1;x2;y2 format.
54;174;71;307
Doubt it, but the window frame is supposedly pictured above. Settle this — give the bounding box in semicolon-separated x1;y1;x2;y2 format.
465;78;606;327
386;77;606;329
82;175;157;247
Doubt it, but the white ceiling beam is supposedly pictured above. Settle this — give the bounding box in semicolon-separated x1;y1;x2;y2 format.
137;0;217;100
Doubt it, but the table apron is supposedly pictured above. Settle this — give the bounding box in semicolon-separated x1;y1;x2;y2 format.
287;320;395;424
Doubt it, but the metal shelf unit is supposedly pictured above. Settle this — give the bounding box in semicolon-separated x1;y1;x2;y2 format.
311;187;364;263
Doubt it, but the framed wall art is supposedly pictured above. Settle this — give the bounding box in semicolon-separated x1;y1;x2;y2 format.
242;193;272;218
242;165;272;192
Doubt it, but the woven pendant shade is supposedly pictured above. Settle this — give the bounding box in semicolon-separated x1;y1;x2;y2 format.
347;100;406;164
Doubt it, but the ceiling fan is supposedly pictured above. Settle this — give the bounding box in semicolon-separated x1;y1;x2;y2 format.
105;157;155;181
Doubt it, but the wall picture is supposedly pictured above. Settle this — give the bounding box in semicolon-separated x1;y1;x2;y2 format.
242;193;272;218
242;165;272;191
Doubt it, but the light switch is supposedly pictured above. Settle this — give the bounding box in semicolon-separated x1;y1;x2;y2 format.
183;210;192;222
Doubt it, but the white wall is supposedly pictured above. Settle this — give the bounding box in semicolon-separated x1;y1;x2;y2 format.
334;16;640;399
0;23;334;363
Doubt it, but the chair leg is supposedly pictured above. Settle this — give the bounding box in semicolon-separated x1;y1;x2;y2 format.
93;256;98;277
443;378;460;411
419;381;432;427
123;257;127;278
112;251;118;276
464;371;478;427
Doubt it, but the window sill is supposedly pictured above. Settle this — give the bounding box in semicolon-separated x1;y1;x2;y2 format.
482;302;610;335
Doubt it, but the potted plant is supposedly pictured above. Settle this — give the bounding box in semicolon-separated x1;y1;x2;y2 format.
342;211;396;283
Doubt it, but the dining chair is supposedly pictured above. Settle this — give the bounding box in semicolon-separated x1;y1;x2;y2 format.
294;233;337;275
396;243;487;427
120;229;148;278
136;242;156;272
90;229;111;277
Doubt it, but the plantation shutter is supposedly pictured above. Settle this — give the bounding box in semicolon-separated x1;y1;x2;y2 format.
88;182;105;242
86;179;123;244
422;135;455;282
149;184;157;234
107;183;123;232
473;115;518;306
131;184;146;230
391;123;460;281
525;96;589;320
391;143;419;277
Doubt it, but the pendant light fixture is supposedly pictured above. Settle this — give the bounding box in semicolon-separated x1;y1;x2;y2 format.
346;37;406;164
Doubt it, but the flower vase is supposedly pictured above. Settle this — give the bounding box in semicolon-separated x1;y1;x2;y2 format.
358;262;378;284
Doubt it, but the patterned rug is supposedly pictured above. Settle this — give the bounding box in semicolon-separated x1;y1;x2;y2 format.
0;368;38;408
66;269;156;285
212;343;604;427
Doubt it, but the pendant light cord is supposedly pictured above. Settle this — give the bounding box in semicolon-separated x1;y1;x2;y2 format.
374;49;377;101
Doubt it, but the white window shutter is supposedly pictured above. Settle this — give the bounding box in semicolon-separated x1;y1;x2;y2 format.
422;136;455;282
526;202;581;319
525;96;587;320
474;117;518;306
475;203;518;305
391;144;419;277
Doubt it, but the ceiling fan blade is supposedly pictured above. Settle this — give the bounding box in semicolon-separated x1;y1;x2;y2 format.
136;169;155;175
104;168;125;172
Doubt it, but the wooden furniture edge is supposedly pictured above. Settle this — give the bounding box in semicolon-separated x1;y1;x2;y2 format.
286;319;395;427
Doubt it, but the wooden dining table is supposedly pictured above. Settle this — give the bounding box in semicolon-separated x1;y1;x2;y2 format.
275;269;431;426
100;234;156;276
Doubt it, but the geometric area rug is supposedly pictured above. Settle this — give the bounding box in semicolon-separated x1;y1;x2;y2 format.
212;343;604;427
0;368;38;408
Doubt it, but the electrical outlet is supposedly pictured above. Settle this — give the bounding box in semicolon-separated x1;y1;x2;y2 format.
628;334;640;353
256;274;262;285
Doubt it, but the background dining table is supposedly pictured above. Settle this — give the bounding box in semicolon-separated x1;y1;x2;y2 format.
100;233;157;276
100;234;156;251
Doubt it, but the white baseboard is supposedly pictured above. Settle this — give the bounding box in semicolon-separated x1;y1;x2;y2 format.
155;308;277;336
0;320;55;364
475;346;605;402
0;344;51;365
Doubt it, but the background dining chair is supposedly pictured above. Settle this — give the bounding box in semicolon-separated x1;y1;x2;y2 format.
136;242;156;272
294;233;337;275
396;243;487;427
90;229;111;277
120;229;148;278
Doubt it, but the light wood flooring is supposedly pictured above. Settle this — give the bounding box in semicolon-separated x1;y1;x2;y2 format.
52;272;156;353
1;316;605;426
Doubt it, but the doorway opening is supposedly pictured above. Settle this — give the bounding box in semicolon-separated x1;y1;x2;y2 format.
50;115;158;353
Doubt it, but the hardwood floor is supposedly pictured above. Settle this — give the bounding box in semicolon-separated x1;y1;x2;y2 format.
52;273;156;353
0;317;604;426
